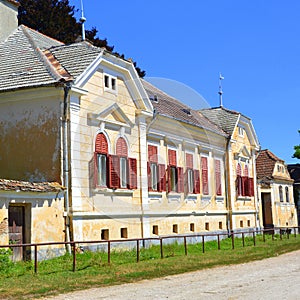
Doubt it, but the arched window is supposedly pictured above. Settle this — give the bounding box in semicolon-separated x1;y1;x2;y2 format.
285;186;289;203
95;133;108;187
279;185;283;202
107;137;137;189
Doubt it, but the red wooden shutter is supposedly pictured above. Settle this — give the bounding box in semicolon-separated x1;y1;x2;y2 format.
215;160;222;196
237;163;242;176
158;164;166;192
242;176;247;196
93;152;98;187
148;145;158;163
177;167;184;193
186;153;193;169
128;158;137;189
108;155;120;188
168;149;177;166
116;137;128;156
194;169;200;194
147;162;151;190
236;175;242;196
201;157;209;195
248;177;254;196
244;165;249;177
167;165;171;192
95;133;108;154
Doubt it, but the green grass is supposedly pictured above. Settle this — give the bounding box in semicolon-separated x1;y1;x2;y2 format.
0;234;299;299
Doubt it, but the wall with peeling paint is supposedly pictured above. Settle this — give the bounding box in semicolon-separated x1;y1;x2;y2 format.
0;88;63;183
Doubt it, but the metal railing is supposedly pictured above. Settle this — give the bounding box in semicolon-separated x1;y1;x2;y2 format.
1;226;299;274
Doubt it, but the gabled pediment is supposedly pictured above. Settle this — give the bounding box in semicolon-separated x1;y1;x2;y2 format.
234;145;251;161
87;103;134;130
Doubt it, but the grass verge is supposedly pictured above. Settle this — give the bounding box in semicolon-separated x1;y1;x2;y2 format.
0;234;299;299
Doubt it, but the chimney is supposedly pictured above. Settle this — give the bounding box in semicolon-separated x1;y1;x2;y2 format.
0;0;19;42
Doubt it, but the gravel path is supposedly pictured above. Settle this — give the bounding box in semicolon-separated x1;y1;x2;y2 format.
47;250;300;300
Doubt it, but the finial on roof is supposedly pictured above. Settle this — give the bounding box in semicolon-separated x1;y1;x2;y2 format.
80;0;86;41
218;73;224;107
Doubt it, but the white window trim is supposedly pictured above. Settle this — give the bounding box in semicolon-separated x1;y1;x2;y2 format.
104;73;118;94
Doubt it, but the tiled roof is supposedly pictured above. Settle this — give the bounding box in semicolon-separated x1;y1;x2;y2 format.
0;179;64;193
256;149;286;179
200;107;240;135
0;25;66;92
141;79;227;137
47;41;102;79
288;164;300;184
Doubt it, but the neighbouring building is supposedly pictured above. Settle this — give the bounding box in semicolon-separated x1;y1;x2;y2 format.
256;150;297;231
287;164;300;226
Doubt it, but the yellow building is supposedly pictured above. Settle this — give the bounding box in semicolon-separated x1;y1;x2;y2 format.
257;150;297;231
0;0;296;260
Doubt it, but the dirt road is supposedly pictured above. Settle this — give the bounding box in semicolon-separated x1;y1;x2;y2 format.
48;250;300;300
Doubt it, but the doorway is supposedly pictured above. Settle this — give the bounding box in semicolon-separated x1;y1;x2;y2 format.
8;204;31;261
261;193;273;232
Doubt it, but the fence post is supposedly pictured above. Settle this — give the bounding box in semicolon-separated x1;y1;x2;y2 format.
280;230;282;240
253;231;256;246
34;244;38;274
294;227;297;238
217;234;220;250
160;238;164;259
287;228;290;239
184;236;187;256
72;242;76;272
108;241;111;264
136;240;140;263
231;233;235;250
263;231;265;242
242;232;245;247
201;235;205;253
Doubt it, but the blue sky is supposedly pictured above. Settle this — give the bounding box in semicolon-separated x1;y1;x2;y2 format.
70;0;300;164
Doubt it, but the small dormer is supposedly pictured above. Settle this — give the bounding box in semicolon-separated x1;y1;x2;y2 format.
0;0;19;42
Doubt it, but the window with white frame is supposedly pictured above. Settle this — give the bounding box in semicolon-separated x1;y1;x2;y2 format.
285;186;289;203
104;74;117;92
168;149;183;193
147;145;166;192
238;126;244;136
95;136;137;190
185;153;200;194
279;185;283;202
94;133;108;187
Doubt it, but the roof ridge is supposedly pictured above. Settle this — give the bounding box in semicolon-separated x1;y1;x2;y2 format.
20;26;72;83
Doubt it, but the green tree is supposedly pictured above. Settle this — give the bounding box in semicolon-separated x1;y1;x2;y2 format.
293;130;300;159
18;0;145;77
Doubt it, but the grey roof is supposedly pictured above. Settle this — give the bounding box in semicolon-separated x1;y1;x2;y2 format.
0;25;66;92
48;42;102;79
200;107;240;135
142;79;227;137
0;179;64;193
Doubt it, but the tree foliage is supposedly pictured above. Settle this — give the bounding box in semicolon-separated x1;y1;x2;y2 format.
293;130;300;159
18;0;145;77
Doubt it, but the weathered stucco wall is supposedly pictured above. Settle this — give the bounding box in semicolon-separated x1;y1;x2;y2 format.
0;0;18;42
0;89;62;182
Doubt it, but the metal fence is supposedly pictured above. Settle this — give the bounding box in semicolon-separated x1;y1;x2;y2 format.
1;226;299;274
